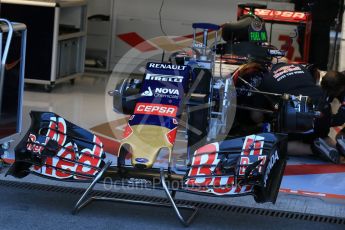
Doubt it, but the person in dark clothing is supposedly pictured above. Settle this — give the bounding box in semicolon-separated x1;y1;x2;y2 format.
319;71;345;135
260;63;326;138
237;62;345;163
260;62;323;104
237;61;323;113
307;71;345;162
292;0;340;70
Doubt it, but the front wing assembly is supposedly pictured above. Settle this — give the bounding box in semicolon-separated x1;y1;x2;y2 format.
7;111;287;225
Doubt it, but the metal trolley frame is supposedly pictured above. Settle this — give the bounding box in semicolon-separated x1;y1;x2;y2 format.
0;19;26;162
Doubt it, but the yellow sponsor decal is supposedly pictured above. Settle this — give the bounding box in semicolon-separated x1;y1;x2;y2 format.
119;124;173;168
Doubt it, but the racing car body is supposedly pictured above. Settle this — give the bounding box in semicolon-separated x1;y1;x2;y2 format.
118;62;190;169
9;111;287;203
7;56;288;225
7;9;292;226
7;51;288;223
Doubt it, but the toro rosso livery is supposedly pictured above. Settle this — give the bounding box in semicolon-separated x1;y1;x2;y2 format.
7;59;287;225
119;63;190;169
8;62;287;200
8;110;286;200
6;5;296;226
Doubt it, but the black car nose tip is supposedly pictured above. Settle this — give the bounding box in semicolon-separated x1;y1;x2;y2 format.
134;164;147;169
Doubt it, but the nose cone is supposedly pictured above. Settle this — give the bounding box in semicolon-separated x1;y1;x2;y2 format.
120;125;174;169
133;163;147;169
133;158;149;169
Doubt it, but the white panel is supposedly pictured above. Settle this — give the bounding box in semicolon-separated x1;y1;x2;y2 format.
269;23;302;62
339;40;345;71
106;0;295;72
86;0;112;17
116;0;293;24
340;8;345;71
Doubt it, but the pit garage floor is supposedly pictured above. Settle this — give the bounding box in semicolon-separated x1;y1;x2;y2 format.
1;74;345;229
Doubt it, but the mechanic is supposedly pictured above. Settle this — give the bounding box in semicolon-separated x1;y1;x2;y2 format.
318;71;345;148
237;61;345;163
237;60;323;116
260;62;322;104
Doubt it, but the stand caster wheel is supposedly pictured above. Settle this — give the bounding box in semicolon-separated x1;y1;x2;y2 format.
44;84;54;93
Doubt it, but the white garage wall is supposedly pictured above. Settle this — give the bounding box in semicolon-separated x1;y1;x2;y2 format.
87;0;294;72
340;11;345;72
115;0;293;23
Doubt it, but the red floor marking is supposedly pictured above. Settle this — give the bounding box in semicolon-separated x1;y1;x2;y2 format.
97;135;120;156
119;30;219;49
280;188;345;200
284;164;345;176
171;31;204;42
118;32;157;52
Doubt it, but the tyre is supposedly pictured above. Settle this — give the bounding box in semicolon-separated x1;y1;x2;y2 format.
111;78;142;114
187;68;212;154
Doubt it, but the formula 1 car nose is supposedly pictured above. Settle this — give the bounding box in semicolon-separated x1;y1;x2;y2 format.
119;124;174;169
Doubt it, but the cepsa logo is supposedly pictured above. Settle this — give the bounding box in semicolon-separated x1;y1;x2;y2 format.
252;9;307;21
134;103;177;117
145;73;184;83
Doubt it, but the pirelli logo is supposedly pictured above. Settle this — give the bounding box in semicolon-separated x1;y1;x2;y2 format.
145;73;184;83
134;103;178;117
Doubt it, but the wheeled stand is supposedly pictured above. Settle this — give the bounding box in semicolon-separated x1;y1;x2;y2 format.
72;163;198;227
0;19;26;171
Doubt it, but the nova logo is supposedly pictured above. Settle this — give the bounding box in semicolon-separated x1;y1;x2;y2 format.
141;87;180;98
145;73;184;83
155;87;180;99
141;87;153;96
155;88;179;95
